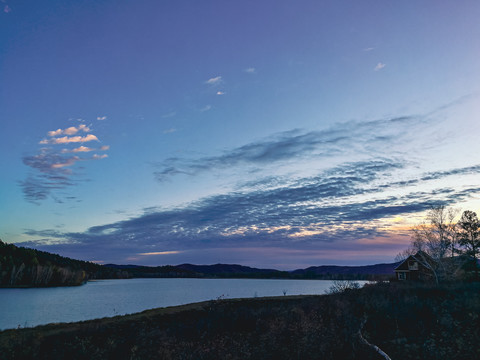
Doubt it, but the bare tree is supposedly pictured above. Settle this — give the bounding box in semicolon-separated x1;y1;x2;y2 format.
326;280;360;294
399;206;462;282
411;206;459;259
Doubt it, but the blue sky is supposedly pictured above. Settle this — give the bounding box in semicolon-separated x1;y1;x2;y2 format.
1;0;480;269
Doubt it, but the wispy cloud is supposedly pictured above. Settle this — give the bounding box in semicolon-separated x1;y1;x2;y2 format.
50;156;80;168
216;91;225;95
363;47;374;52
205;76;222;85
97;116;107;121
153;115;419;182
92;154;108;159
138;251;182;256
244;67;256;73
374;62;386;71
199;105;212;112
23;151;80;172
163;128;177;134
62;145;109;153
161;111;176;119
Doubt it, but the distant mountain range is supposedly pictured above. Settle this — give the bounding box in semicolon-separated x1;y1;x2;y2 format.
105;261;399;280
1;240;398;287
291;262;401;277
176;263;281;275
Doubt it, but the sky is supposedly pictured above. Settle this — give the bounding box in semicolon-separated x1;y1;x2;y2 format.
1;0;480;269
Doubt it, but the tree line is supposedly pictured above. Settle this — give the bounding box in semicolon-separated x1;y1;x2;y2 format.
0;240;130;287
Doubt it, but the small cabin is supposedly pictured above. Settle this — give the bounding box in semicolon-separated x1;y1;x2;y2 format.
394;251;436;281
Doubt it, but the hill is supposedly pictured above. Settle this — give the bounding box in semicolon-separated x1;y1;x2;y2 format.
176;263;288;278
0;240;129;287
103;264;196;278
291;262;400;280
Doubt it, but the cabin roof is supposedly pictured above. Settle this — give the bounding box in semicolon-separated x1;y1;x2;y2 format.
394;251;436;271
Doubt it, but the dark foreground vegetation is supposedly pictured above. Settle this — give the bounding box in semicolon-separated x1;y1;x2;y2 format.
1;281;480;360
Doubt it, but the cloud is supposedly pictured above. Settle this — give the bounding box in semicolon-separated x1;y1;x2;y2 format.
92;154;108;159
20;180;55;203
138;251;182;256
4;4;10;13
23;152;80;172
51;156;80;168
21;122;109;203
64;126;81;135
22;155;480;265
40;134;99;145
97;116;107;121
161;112;176;119
163;128;177;134
62;145;109;153
47;124;90;137
48;129;63;137
153;115;418;182
19;173;75;204
205;76;222;85
200;105;212;112
216;91;225;95
363;47;374;52
374;62;386;71
244;67;256;73
71;146;94;153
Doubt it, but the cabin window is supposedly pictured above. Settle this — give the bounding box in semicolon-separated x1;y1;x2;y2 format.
398;272;406;280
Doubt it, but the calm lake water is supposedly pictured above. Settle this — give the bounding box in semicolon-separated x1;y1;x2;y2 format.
0;278;363;330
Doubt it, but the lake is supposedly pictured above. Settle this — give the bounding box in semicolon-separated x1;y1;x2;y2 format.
0;278;364;330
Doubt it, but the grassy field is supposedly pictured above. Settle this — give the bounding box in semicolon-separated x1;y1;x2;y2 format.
1;282;480;359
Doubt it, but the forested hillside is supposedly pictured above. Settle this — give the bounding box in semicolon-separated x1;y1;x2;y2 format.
0;240;129;287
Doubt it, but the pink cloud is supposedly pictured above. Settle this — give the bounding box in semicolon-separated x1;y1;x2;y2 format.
64;127;80;135
47;124;91;137
138;251;182;256
42;134;99;144
48;129;63;137
72;146;94;153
